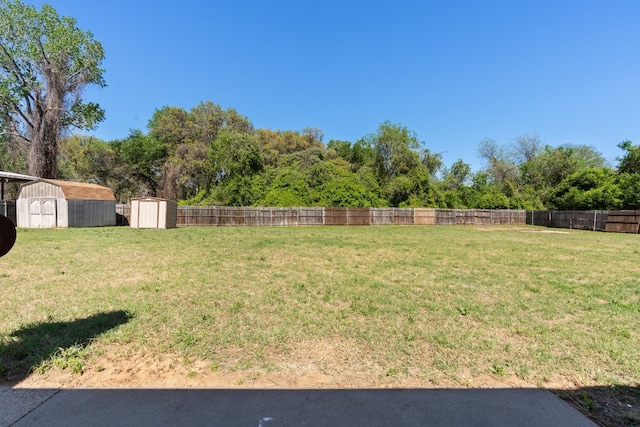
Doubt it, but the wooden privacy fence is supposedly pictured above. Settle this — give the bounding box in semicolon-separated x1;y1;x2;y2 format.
526;210;640;234
527;210;609;231
430;209;526;225
114;205;640;233
605;211;640;233
116;205;528;227
179;206;322;226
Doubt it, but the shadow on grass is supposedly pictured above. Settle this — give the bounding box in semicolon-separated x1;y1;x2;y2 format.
0;310;132;383
551;385;640;426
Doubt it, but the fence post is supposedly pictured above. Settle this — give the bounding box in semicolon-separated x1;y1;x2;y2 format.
593;210;597;231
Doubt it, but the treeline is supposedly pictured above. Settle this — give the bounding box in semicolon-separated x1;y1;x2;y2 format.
3;100;639;210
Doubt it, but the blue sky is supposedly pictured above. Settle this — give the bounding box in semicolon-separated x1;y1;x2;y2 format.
28;0;640;171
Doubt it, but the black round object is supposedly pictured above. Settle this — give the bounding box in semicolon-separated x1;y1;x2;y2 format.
0;215;17;258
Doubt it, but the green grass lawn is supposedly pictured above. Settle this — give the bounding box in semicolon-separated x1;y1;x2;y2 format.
1;225;639;394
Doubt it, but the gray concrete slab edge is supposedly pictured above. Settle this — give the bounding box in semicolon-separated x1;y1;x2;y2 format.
2;388;596;427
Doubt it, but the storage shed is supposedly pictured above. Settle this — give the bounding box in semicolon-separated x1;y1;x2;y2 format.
130;197;177;229
16;179;116;228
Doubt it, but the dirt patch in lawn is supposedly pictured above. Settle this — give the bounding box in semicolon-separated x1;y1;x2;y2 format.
11;339;536;390
7;345;635;426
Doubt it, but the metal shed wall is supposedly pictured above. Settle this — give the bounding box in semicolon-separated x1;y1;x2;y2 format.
67;200;116;227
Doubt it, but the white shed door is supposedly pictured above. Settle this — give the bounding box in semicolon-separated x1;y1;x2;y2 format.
30;199;57;228
138;200;159;228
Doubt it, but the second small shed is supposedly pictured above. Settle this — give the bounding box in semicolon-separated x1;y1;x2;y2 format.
130;197;177;229
16;179;116;228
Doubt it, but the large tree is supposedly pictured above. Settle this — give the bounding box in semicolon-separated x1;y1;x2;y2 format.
366;121;422;183
147;102;254;199
549;168;621;210
617;140;640;174
0;0;105;178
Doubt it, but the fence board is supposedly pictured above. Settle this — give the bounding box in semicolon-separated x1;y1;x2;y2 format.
298;207;324;225
605;210;640;233
456;210;475;225
526;210;609;231
346;208;370;225
187;207;218;226
472;210;491;225
325;207;347;225
273;208;298;226
528;210;551;227
436;209;456;225
371;208;394;225
414;208;435;225
394;208;414;225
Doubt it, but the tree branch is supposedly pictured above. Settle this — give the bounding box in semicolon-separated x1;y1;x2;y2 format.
0;42;29;87
36;38;50;65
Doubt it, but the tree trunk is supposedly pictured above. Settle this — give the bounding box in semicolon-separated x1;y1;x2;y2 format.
28;129;58;179
27;76;63;179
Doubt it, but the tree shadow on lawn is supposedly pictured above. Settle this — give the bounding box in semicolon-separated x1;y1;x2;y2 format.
0;310;131;383
552;384;640;426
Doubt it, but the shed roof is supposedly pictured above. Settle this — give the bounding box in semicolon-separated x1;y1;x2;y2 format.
22;179;116;201
131;197;173;202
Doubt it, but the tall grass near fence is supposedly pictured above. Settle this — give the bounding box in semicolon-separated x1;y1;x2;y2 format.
1;225;639;392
